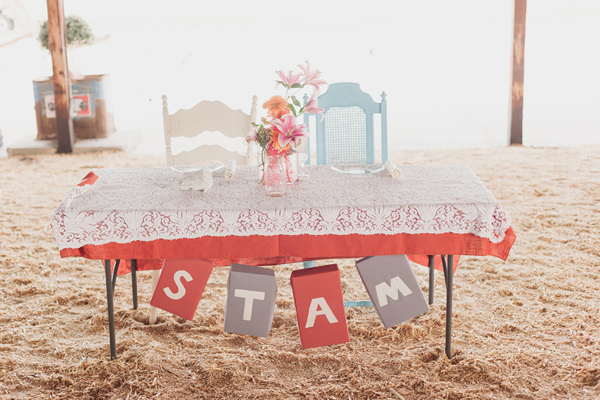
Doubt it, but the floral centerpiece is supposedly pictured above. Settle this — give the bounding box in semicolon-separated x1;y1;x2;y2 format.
246;61;326;184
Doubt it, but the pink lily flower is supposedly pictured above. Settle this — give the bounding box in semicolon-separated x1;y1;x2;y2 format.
245;126;258;143
303;95;325;118
276;70;303;89
298;60;327;94
271;114;308;149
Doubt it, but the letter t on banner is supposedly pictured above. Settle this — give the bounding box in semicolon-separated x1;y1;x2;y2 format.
150;259;213;321
290;264;349;349
224;264;277;337
356;255;429;329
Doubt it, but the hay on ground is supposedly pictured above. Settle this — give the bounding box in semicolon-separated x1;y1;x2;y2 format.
0;145;599;399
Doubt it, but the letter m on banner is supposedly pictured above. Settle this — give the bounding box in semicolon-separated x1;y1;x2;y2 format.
356;255;429;329
150;259;213;321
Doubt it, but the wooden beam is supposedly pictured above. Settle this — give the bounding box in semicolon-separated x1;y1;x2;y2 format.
509;0;527;145
46;0;73;153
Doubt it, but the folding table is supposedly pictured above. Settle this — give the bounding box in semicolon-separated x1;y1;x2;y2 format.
51;165;515;359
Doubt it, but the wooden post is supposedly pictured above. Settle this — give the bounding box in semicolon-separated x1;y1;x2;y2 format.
46;0;73;153
509;0;527;145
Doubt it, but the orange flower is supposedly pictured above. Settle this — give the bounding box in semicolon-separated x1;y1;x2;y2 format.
263;95;289;117
269;127;290;153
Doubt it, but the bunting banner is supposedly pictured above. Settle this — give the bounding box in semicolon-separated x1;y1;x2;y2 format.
150;256;429;347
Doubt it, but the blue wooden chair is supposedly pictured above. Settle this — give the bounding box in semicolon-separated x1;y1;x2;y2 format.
303;82;388;166
301;82;388;307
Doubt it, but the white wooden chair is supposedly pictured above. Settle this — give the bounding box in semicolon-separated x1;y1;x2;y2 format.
149;95;258;324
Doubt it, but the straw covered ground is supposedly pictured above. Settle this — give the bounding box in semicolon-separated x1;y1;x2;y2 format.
0;145;599;399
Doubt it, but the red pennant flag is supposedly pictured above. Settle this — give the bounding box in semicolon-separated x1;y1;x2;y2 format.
150;259;213;321
290;264;349;349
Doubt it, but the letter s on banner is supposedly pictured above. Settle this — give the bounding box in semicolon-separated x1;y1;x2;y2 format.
163;270;194;300
150;259;213;321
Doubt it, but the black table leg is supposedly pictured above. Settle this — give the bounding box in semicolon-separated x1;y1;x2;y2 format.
428;255;435;304
445;255;454;359
104;259;117;360
131;259;138;310
111;259;120;292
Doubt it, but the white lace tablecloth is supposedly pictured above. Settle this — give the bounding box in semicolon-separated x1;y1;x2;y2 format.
51;165;511;251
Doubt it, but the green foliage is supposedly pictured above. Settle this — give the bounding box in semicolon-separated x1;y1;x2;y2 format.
38;15;94;51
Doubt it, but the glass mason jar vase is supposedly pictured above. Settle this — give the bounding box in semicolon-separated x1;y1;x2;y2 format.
258;152;298;185
263;154;287;197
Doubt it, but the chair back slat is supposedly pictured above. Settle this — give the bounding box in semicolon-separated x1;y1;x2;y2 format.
172;145;248;167
168;101;252;139
162;95;257;166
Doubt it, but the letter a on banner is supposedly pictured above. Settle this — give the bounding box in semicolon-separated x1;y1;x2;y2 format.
356;255;429;329
150;259;213;321
224;264;277;337
290;264;349;349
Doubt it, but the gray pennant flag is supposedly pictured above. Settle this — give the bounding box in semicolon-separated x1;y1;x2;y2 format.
356;255;430;329
224;263;277;337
